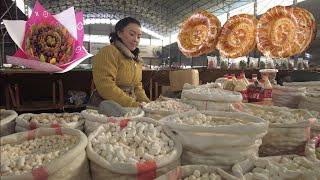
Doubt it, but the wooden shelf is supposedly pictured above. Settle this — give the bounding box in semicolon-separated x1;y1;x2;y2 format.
15;100;60;112
1;69;317;112
12;101;86;113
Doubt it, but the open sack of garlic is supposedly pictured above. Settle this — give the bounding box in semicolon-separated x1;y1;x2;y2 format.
299;92;320;113
305;111;320;138
81;108;144;135
0;109;17;137
235;103;316;156
272;85;306;109
156;165;239;180
86;117;182;180
0;127;90;180
231;155;320;180
15;113;85;132
160;111;268;170
181;83;242;111
305;135;320;164
142;97;196;120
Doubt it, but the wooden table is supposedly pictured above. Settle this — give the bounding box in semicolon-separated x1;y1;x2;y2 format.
0;68;298;112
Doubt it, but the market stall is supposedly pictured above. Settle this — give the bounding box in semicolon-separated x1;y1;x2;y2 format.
1;0;320;179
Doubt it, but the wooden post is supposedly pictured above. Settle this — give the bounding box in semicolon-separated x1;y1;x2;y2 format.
14;84;20;109
149;78;153;100
52;81;56;105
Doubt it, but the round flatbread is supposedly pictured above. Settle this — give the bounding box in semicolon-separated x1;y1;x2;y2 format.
217;14;257;58
257;6;316;58
178;10;221;57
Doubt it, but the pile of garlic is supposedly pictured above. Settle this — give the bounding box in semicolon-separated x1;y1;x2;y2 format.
184;169;221;180
243;156;320;179
0;135;77;176
243;106;310;124
143;99;194;113
84;108;140;118
91;121;175;164
171;112;250;126
0;109;10;120
21;113;82;125
181;83;242;102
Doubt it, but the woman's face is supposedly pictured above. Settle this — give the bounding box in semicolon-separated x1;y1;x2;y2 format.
117;23;142;51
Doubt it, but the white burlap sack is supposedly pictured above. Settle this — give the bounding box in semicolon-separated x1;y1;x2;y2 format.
0;109;17;137
237;103;316;156
160;111;268;170
284;81;320;87
15;124;84;133
182;98;235;111
305;135;320;164
81;108;144;134
299;93;320;113
86;117;183;180
231;155;320;179
15;113;84;133
181;86;243;103
142;97;195;120
181;83;242;112
272;86;306;108
156;165;239;180
0;128;90;180
312;123;320;138
143;108;175;121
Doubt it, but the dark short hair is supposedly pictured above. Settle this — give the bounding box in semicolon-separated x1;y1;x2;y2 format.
109;17;141;43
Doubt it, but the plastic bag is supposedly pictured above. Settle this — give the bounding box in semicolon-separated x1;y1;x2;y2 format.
0;109;17;137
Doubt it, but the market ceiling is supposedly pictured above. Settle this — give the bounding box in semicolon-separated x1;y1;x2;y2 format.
28;0;253;36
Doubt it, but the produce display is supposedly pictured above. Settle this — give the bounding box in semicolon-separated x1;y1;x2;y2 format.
143;98;195;114
24;22;74;65
183;169;221;180
83;108;142;119
0;135;77;176
2;3;318;179
19;113;82;125
240;104;312;124
182;83;243;102
91;120;176;164
233;156;320;179
217;14;257;58
177;10;221;57
171;111;250;126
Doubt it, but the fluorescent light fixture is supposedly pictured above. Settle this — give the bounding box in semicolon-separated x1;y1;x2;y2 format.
1;22;3;25
12;0;32;17
110;19;118;25
84;18;165;40
141;27;165;40
84;34;164;46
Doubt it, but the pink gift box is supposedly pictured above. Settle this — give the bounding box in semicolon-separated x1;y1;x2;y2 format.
3;1;92;73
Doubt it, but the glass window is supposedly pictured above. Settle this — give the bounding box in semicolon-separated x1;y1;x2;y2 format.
230;2;254;16
257;0;293;15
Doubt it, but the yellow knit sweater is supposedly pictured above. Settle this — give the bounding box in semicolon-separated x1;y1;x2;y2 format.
92;43;150;107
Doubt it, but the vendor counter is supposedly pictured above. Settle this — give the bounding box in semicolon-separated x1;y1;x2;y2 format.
0;67;316;112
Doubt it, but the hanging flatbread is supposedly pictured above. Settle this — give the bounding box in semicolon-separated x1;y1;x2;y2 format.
257;6;316;58
178;10;221;57
217;14;257;58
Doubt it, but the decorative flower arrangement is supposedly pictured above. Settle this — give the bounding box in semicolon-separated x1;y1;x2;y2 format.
3;1;92;72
